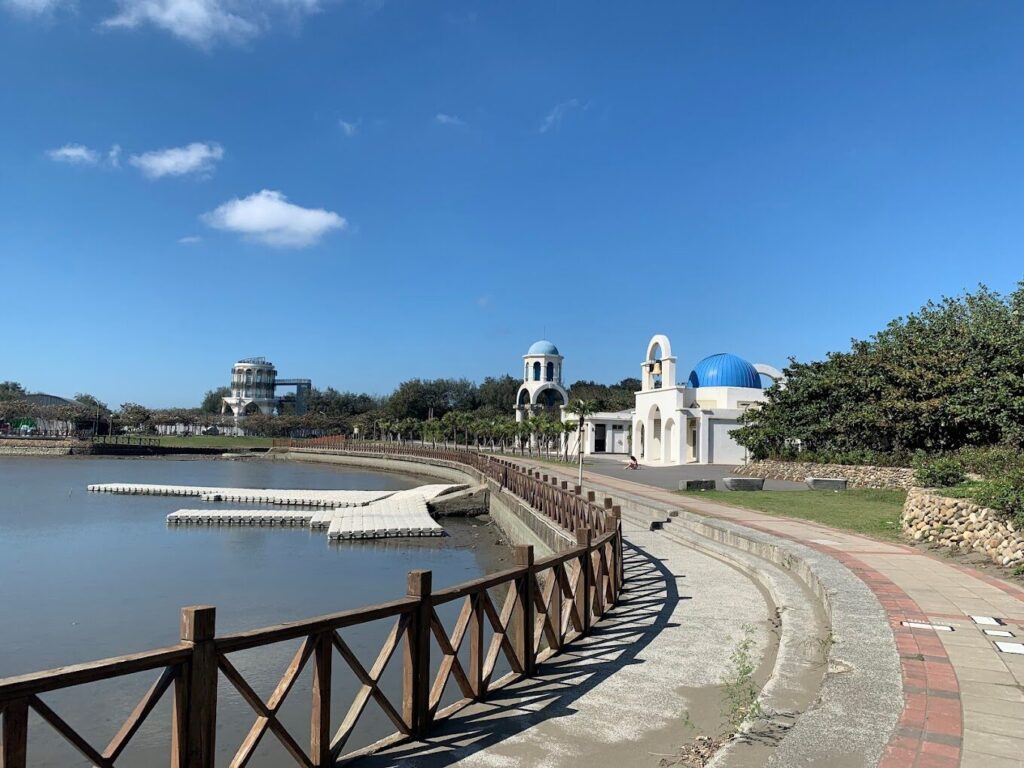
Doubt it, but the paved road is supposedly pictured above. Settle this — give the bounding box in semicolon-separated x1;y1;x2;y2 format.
579;454;807;492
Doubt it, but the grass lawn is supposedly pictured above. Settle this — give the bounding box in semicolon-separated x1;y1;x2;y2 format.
676;488;907;540
148;435;277;449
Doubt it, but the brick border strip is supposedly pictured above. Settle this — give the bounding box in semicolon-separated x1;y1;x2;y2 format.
735;521;963;768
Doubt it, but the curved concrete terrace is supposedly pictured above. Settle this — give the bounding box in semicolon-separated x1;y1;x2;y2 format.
272;447;1024;767
557;456;1024;768
275;449;841;767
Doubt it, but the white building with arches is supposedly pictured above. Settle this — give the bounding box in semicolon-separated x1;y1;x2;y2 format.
632;334;782;466
514;340;569;422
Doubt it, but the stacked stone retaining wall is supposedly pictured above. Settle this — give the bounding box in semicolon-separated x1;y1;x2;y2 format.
903;487;1024;567
736;460;915;489
0;438;89;456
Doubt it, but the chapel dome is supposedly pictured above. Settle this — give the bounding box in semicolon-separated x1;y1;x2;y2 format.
526;340;560;356
687;353;761;389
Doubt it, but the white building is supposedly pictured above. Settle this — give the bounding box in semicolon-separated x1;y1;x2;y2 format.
514;340;569;422
632;334;782;466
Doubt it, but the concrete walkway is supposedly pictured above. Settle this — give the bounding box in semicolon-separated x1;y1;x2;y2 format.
568;461;1024;768
361;508;792;767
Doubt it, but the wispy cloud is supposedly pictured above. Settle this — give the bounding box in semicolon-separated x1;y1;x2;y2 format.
129;142;223;179
434;113;465;127
339;119;358;138
178;235;202;245
47;144;101;165
202;189;347;248
108;144;122;168
3;0;68;14
540;98;587;134
101;0;323;48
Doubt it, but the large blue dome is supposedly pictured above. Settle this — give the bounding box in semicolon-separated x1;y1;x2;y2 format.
687;353;761;389
527;340;560;356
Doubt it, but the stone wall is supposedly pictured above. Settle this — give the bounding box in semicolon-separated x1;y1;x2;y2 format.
902;487;1024;567
0;438;87;456
735;460;916;489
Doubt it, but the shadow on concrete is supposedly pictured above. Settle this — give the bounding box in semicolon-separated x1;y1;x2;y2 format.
355;540;681;767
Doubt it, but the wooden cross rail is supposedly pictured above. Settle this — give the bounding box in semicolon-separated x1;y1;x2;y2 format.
0;445;623;768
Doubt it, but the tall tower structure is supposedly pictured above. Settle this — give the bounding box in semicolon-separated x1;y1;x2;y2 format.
222;357;279;418
514;340;569;422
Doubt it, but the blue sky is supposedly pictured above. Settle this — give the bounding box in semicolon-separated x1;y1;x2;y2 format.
2;1;1023;407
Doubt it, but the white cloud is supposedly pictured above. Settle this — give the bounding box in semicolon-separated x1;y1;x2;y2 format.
129;142;223;179
101;0;323;47
540;98;586;133
47;144;100;165
434;113;465;127
108;144;122;168
202;189;346;248
339;119;357;137
3;0;68;14
178;235;202;244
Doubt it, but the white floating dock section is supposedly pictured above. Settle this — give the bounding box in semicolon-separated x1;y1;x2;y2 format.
328;494;443;540
167;510;316;526
88;483;394;508
96;480;462;540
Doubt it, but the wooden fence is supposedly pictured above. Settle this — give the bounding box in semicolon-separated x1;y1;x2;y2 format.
0;444;623;767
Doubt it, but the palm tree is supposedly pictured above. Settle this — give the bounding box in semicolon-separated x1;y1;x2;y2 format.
566;399;598;486
561;419;580;462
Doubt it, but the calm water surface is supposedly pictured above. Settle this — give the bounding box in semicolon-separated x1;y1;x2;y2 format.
0;456;513;766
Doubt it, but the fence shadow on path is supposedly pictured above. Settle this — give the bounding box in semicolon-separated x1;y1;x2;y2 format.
356;540;683;767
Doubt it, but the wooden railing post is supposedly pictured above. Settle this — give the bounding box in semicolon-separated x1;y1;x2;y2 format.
513;546;536;676
1;697;28;768
310;631;332;766
469;591;485;699
612;506;624;586
178;606;216;768
575;528;593;633
609;507;623;598
403;570;432;738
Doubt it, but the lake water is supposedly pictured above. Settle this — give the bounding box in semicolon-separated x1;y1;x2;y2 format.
0;456;513;766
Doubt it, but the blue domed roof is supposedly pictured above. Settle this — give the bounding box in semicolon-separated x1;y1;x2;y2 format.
687;353;761;389
527;340;559;356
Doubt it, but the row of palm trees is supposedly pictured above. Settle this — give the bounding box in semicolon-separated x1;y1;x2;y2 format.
359;400;599;462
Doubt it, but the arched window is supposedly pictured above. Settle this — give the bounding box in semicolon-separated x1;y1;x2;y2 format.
532;361;541;381
545;362;554;381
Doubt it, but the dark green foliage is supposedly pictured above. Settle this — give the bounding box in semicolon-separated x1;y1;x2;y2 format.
0;382;26;401
199;387;231;413
566;378;639;411
913;454;966;488
973;471;1024;520
958;445;1024;478
734;283;1024;460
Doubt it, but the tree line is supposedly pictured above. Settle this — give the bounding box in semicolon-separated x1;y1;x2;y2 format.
733;283;1024;464
0;373;638;446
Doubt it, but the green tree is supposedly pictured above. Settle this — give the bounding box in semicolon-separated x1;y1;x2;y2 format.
75;393;109;412
200;387;231;414
566;399;599;485
0;382;26;401
734;283;1024;461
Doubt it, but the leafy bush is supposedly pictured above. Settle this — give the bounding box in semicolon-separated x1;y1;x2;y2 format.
973;471;1024;520
759;448;913;467
913;454;966;487
958;445;1024;479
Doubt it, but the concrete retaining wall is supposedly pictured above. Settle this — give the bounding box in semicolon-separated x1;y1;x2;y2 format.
903;486;1024;567
736;459;915;489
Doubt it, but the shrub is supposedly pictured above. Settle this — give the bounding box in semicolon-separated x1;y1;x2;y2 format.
913;454;966;487
973;471;1024;521
958;445;1024;480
